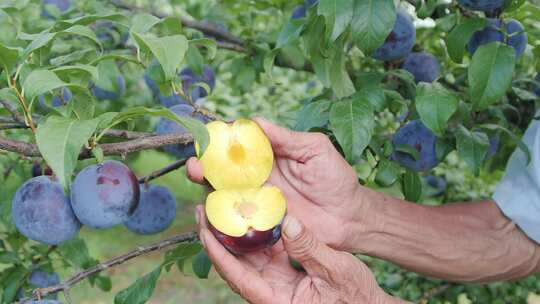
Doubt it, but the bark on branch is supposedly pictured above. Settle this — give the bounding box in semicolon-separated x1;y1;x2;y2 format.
31;232;199;300
0;133;193;159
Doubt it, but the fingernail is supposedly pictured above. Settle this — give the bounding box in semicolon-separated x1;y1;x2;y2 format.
283;215;302;239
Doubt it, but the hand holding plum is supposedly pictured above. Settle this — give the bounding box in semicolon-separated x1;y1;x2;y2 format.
195;207;402;304
187;117;364;251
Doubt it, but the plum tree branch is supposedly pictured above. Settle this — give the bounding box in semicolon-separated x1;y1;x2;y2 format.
30;232;199;300
109;0;314;73
138;158;187;184
0;100;25;124
0;133;193;158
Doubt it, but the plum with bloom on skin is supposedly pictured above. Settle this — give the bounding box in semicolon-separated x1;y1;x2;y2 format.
402;52;440;83
125;185;177;235
12;176;80;245
372;10;416;62
468;19;528;59
392;120;439;172
70;160;139;229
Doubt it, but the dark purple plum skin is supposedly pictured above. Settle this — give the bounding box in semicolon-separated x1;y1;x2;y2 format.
457;0;506;12
402;52;440;83
124;184;177;235
372;10;416;62
70;160;139;229
12;176;80;245
209;222;282;255
468;19;527;59
154;104;210;158
24;301;62;304
392;120;439;172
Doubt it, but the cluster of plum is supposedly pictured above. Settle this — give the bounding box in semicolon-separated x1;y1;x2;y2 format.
12;159;178;249
357;0;523;193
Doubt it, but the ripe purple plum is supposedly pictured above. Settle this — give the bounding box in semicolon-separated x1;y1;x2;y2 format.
392;120;439;172
91;75;126;101
402;52;440;83
125;185;177;235
205;187;287;254
70;160;139;229
209;222;282;255
372;10;416;62
12;176;80;245
468;19;527;59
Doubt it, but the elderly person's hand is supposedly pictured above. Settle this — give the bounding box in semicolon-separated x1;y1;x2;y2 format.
187;117;363;251
195;206;402;304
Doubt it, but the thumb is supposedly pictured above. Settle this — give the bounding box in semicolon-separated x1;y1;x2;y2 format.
281;215;340;280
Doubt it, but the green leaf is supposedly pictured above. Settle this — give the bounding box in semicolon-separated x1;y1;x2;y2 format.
36;116;100;189
351;0;396;54
0;251;20;264
318;0;354;41
23;70;67;101
455;125;490;173
163;242;202;272
54;14;127;30
276;19;304;49
53;65;99;83
415;82;458;136
402;169;422;202
190;38;217;60
468;42;516;110
447;17;488;63
329;98;374;163
294;100;332;131
192;250;212;279
95;275;112;292
0;43;20;73
375;160;400;187
22;31;56;58
478;123;531;164
131;13;161;33
104;107;209;154
0;266;28;303
114;266;162;304
58;238;94;268
62;25;102;50
131;33;188;80
329;40;355;98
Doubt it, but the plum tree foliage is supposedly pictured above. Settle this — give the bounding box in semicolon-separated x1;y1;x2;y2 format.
0;0;539;303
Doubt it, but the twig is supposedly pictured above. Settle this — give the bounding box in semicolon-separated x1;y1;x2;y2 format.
0;133;194;158
101;129;154;140
0;100;25;124
32;232;199;299
0;122;27;130
138;158;187;184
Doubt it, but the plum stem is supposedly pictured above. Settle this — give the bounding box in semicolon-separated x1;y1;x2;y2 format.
29;232;199;300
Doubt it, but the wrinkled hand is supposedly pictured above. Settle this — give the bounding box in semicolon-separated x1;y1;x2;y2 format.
187;117;362;250
195;206;396;304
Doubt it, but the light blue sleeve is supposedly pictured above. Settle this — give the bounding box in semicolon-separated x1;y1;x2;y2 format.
493;113;540;244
